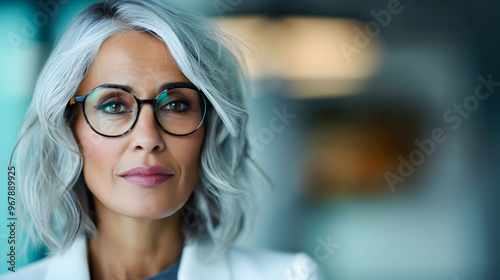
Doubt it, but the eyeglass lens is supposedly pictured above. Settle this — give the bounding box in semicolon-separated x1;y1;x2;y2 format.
83;87;205;136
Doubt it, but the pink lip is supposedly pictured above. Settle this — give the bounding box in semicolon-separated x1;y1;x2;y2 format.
120;166;175;187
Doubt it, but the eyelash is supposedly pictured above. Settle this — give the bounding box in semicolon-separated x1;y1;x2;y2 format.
162;98;191;111
95;101;130;114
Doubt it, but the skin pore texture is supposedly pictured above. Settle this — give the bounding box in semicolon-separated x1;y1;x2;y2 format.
72;31;205;280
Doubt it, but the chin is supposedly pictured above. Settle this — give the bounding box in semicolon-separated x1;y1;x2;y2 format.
116;203;183;220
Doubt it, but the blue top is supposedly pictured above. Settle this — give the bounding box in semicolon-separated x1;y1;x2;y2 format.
140;259;180;280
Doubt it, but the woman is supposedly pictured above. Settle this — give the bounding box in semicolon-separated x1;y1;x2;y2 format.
2;0;322;279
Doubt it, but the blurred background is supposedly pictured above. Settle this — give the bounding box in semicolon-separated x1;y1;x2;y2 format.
0;0;499;279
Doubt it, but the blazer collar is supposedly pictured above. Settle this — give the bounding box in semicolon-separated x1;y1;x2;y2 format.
178;240;231;280
44;237;90;280
44;237;231;280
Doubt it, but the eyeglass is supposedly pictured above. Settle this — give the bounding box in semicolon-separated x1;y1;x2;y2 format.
69;83;207;137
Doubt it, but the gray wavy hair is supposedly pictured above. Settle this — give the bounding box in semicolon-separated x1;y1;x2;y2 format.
13;0;269;256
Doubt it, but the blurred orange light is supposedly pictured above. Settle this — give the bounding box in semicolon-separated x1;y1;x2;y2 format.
215;16;382;98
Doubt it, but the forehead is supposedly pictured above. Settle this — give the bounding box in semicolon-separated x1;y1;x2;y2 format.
79;30;188;95
98;31;169;62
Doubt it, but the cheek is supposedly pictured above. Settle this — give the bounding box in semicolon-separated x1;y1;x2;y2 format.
169;129;205;185
73;111;123;185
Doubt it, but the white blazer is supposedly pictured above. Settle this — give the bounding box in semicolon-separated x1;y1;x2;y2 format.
0;237;323;280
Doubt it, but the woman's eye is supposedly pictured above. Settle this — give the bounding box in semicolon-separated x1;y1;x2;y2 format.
165;101;187;112
96;102;128;114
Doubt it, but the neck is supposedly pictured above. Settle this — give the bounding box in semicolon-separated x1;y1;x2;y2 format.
88;198;184;280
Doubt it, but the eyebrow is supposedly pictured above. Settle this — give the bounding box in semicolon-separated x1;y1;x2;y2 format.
92;82;198;94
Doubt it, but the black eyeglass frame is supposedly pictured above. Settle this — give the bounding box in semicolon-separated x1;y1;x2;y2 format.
69;83;207;137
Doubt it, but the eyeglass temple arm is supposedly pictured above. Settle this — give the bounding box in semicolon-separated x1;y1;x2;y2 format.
69;96;86;106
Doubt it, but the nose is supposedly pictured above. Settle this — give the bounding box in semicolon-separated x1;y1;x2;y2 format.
130;104;165;153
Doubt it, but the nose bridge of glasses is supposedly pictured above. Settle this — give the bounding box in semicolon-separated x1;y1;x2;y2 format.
134;96;155;114
131;99;164;138
135;96;156;106
135;97;158;121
